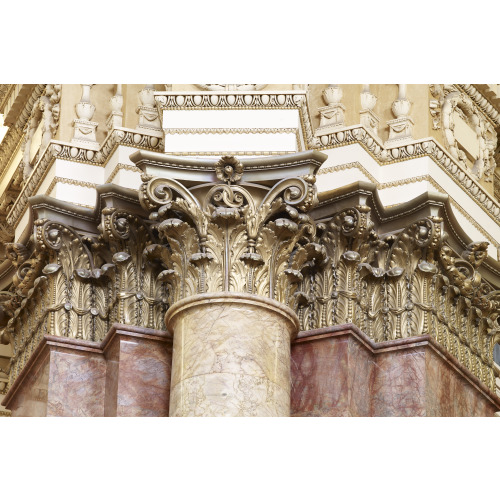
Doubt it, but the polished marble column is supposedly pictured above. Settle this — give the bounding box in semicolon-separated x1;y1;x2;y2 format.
165;292;299;417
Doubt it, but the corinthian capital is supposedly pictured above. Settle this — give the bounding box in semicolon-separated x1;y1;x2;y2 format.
133;151;327;307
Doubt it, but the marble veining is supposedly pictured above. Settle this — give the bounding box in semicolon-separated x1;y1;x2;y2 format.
8;351;51;417
166;293;298;417
46;348;106;417
291;327;500;417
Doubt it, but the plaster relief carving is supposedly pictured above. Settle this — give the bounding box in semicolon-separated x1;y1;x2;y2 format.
0;208;169;384
294;206;500;391
385;85;414;147
137;85;161;131
41;84;61;152
72;84;98;147
138;155;320;305
315;85;345;136
433;85;498;182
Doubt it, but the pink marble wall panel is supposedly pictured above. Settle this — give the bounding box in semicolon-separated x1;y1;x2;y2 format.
291;327;499;417
370;349;426;417
291;335;350;416
347;337;375;416
46;347;106;417
104;332;172;417
8;351;50;417
103;338;120;417
425;351;498;417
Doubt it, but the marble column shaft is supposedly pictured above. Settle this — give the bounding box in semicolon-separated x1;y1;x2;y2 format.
165;292;299;417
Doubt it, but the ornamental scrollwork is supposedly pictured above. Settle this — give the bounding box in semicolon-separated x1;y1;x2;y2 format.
138;156;320;307
1;208;169;386
2;153;500;396
293;205;500;391
429;84;497;182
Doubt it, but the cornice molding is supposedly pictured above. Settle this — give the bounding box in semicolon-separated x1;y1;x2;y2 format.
154;90;306;110
314;179;500;286
317;161;500;251
6;127;164;228
164;127;298;135
310;124;500;227
458;84;500;126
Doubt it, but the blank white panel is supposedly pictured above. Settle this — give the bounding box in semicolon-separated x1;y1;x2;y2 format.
163;109;300;129
164;133;297;153
53;183;96;207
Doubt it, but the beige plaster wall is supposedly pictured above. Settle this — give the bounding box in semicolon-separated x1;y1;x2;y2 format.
91;84;114;144
57;84;81;143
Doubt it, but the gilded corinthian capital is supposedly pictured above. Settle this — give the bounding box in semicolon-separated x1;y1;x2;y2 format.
132;150;327;308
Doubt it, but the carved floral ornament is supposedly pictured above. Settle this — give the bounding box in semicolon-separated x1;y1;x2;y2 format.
215;155;244;184
138;155;319;303
429;84;497;182
1;156;500;392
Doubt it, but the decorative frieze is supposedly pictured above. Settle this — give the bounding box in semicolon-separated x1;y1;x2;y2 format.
1;203;169;384
155;91;305;110
294;205;500;391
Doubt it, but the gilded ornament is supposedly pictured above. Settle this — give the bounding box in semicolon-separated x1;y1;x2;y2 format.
215;155;244;184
